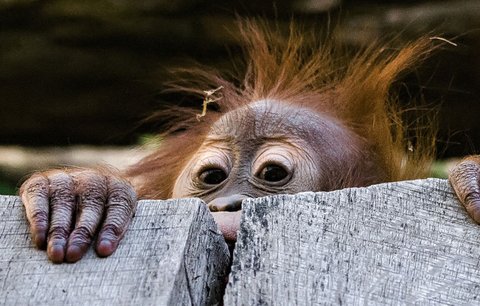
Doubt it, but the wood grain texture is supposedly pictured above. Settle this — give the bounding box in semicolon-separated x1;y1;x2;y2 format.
0;197;229;305
225;178;480;305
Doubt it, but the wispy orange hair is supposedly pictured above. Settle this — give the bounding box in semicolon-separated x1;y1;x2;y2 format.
127;19;438;199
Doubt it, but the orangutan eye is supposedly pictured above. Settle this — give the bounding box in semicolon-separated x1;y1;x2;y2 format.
199;168;227;185
257;164;289;182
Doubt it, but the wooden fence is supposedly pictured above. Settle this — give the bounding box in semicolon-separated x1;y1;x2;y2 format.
1;178;479;305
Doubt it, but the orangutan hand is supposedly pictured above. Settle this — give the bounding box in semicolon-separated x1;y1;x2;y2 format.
449;156;480;223
19;167;137;263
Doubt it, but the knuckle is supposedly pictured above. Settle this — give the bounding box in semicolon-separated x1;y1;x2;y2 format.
48;226;71;240
48;172;75;201
108;179;137;209
464;191;480;207
75;210;103;231
30;223;48;238
72;169;110;205
70;226;94;244
108;190;136;210
101;223;124;239
74;169;107;187
30;209;49;224
20;174;49;197
451;161;479;179
47;170;71;183
79;187;108;208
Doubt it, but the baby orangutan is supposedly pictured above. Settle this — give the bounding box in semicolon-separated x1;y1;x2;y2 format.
19;20;480;263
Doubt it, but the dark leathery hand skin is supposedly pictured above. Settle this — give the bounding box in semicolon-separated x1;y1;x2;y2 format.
96;176;137;257
19;167;137;263
449;156;480;223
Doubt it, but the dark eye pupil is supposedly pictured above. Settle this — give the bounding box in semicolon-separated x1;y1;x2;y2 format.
200;169;227;185
260;165;288;182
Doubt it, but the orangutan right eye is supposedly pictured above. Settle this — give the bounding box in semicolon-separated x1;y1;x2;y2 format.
257;164;290;182
199;168;228;185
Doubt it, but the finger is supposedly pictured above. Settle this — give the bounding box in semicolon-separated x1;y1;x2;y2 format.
19;173;50;249
47;171;76;263
96;176;137;257
449;158;480;223
65;171;108;263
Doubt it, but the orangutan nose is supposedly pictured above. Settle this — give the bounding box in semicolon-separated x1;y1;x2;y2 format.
207;194;249;212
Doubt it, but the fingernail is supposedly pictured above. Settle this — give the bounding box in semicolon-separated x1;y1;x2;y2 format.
97;240;114;257
66;245;84;263
48;244;65;264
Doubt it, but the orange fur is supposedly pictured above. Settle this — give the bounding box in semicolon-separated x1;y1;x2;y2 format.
127;19;438;199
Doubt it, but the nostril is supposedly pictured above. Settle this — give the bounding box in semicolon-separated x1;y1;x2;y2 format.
207;194;249;212
208;203;220;212
224;199;242;212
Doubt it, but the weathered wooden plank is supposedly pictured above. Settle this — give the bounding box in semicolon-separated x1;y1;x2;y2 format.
225;178;480;305
0;196;229;305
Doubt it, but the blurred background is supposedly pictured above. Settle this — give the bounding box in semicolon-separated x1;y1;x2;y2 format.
1;0;480;194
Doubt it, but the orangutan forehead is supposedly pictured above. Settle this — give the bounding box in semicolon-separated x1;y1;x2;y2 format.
207;100;337;141
208;99;324;140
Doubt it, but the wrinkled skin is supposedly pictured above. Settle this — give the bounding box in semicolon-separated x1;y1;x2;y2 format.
449;156;480;223
20;167;136;263
19;100;480;263
171;100;377;244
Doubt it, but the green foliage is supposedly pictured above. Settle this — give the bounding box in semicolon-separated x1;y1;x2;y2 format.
430;160;449;179
0;180;16;195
